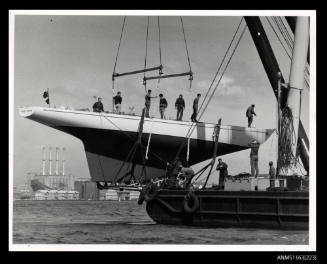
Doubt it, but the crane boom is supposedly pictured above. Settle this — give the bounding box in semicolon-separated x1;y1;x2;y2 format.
244;16;309;173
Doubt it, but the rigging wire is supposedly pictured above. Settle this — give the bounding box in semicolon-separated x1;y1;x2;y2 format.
278;17;295;52
145;16;165;159
100;113;168;165
198;25;247;123
180;16;193;117
143;16;150;90
113;16;127;75
189;19;244;136
274;17;293;52
276;17;310;77
180;17;193;74
274;17;310;90
265;17;292;59
158;16;162;68
96;114;108;183
173;17;246;161
268;17;310;90
195;18;245;124
112;16;127;111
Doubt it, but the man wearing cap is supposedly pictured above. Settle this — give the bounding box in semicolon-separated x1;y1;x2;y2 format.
248;140;260;177
246;104;257;127
93;97;104;112
216;158;228;184
113;91;122;113
159;93;168;119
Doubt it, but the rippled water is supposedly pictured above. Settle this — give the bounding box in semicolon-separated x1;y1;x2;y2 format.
13;200;308;244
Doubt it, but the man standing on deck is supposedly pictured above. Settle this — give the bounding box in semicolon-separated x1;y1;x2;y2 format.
113;91;122;113
191;93;201;122
93;97;104;112
159;93;168;119
145;89;158;118
268;161;276;179
248;140;260;177
246;104;257;127
216;158;228;185
175;94;185;121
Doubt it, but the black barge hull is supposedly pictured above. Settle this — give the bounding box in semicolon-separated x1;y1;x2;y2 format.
145;189;308;229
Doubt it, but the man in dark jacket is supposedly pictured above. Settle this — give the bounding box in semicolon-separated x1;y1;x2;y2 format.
175;94;185;121
93;97;104;112
113;91;122;113
246;104;257;127
191;93;201;122
145;89;158;118
216;158;228;184
159;93;168;119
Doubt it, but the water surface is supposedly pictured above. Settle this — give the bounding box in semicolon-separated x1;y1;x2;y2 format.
13;200;308;244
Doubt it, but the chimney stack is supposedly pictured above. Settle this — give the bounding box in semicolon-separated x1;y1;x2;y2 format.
42;146;46;176
49;147;52;175
62;147;66;176
55;147;59;175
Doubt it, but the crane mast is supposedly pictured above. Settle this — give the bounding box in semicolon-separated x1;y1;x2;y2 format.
244;16;309;174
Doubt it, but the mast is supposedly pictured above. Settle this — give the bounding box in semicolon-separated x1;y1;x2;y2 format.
244;16;309;173
287;17;309;159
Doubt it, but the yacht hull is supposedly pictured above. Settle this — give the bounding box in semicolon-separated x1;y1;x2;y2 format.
19;107;274;182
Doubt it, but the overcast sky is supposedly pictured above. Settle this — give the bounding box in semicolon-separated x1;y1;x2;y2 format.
12;14;310;187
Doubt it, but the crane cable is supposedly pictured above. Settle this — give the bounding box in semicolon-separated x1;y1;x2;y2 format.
271;17;310;89
158;16;163;69
143;16;150;91
266;17;310;89
173;18;246;162
277;16;310;88
180;16;194;119
180;17;193;75
265;17;292;59
145;16;163;160
112;16;127;111
180;16;193;164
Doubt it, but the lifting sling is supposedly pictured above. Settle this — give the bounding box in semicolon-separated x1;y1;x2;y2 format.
113;108;148;184
192;118;222;188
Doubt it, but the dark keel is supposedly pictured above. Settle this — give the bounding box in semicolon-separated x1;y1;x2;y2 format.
56;126;247;182
146;189;309;229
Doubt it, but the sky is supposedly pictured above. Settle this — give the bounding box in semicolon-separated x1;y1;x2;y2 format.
12;13;310;187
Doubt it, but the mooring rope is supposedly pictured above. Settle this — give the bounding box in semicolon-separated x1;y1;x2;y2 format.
277;106;297;173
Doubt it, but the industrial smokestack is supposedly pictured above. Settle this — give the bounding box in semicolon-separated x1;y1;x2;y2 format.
49;147;52;175
55;147;59;175
42;146;46;176
62;147;66;176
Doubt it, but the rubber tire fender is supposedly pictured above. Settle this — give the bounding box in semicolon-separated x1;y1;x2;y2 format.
137;191;145;205
183;192;200;213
